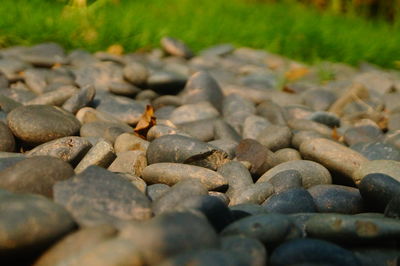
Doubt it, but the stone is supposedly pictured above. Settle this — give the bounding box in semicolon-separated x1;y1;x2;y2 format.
208;139;238;159
242;115;270;140
53;166;152;226
0;156;74;197
257;160;332;188
344;125;383;146
268;170;303;193
170;101;220;125
291;130;328;149
108;81;141;97
352;247;400;266
223;94;256;133
288;119;332;137
352;160;400;184
262;188;317;214
235;138;279;176
0;192;75;263
120;211;219;265
161;37;193;59
229;182;274;206
7;105;81;145
34;225;117;266
221;214;299;246
108;150;147;176
174;195;234;232
388;112;400;131
229;203;267;220
147;70;187;95
256;125;292;151
213;119;241;143
75;139;116;173
26;136;92;166
146;134;228;170
62;85;96;114
302;89;337;111
221;236;267;266
114;133;149;153
142;163;228;191
26;85;78;106
307;111;341;128
199;43;234;57
274;148;302;164
351;141;400;161
384;194;400;219
146;124;189;141
217;161;253;198
117;172;147;194
178;118;217;142
80;121;132;144
17;42;68;67
159;250;241;266
123;62;149;86
300;138;368;184
146;183;170;201
270;238;360;266
0;121;15;152
181;71;224;111
256;100;287;125
75;107;122;124
152;95;182;109
0;94;22;113
0;156;26;171
306;213;400;243
308;184;364;214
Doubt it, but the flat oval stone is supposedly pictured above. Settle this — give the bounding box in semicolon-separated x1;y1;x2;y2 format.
123;62;149;85
146;183;170;201
288;119;332;137
300;138;368;184
291;130;328;149
0;156;74;197
242;115;270;140
114;133;149;153
26;85;78;106
270;238;360;266
352;160;400;184
80;121;132;144
256;99;287;125
62;85;96;114
54;166;152;226
146;134;228;170
170;101;220;125
306;213;400;243
302;89;337;111
0;192;76;261
213;119;242;143
181;71;224;111
7;105;81;144
274;148;302;164
268;169;303;193
262;188;317;214
221;213;299;246
34;225;117;266
351;141;400;161
26;136;92;166
359;173;400;211
178;118;217;142
308;184;364;214
221;236;267;266
344;125;383;146
257;160;332;188
229;182;274;206
0;121;15;152
307;111;341;128
256;125;292;152
120;211;218;265
141;163;228;191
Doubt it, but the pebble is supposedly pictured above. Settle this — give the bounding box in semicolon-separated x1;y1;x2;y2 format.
170;101;220;125
270;238;360;266
26;85;78;106
229;203;267;220
208;139;237;159
256;99;287;125
0;94;22;113
123;62;149;86
302;89;337;111
0;156;74;197
7;105;81;145
299;138;368;184
108;150;147;176
307;111;341;128
80;121;132;143
221;236;267;266
213;120;242;144
384;194;400;219
344;124;384;146
291;130;328;149
54;165;152;226
26;136;92;165
262;188;317;214
142;162;228;191
288;118;332;137
256;125;292;151
257;160;332;188
117;172;147;193
113;132;149;153
178;118;217;142
308;184;364;214
229;182;274;206
223;94;256;133
221;213;300;246
350;141;400;161
242;115;270;140
268;169;303;193
0;191;75;263
159;249;241;266
146;183;170;201
146;134;228;170
274;148;302;164
161;36;194;58
0;121;15;152
62;85;96;114
0;156;26;171
352;160;400;184
358;173;400;211
74;139;116;173
217;161;253;198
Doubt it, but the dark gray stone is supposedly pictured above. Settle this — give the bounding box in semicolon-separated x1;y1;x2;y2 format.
217;161;253;198
146;183;170;201
80;121;132;144
123;62;149;86
213;119;242;143
62;85;96;114
75;139;116;173
344;125;383;146
221;236;267;266
307;111;341;128
384;194;400;219
256;99;287;125
268;169;303;193
159;249;241;266
256;125;292;151
262;188;317;214
229;203;268;220
302;89;337;111
0;121;15;152
351;141;400;161
229;182;274;206
178;118;217;142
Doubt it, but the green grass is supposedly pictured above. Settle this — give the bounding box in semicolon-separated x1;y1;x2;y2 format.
0;0;399;68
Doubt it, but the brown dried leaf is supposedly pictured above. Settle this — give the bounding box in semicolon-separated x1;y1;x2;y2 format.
134;105;156;139
282;86;296;94
285;67;309;81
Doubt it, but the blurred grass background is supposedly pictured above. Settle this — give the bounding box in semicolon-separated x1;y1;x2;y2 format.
0;0;399;68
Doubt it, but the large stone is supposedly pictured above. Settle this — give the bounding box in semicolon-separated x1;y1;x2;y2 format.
7;105;81;145
352;160;400;184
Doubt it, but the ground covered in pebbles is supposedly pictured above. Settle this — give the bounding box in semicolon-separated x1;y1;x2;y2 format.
0;37;400;265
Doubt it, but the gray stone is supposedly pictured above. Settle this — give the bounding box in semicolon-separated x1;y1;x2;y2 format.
0;121;15;152
208;139;238;159
75;139;116;173
217;161;253;198
108;150;147;177
351;141;400;161
80;121;132;144
302;89;337;111
62;85;96;114
178;118;217;142
352;160;400;184
242;115;270;140
221;236;267;266
26;85;78;106
114;132;149;153
27;136;92;166
256;125;292;151
0;156;74;198
146;183;170;201
288;119;332;137
170;101;220;125
159;249;241;266
7;105;81;145
307;111;341;128
274;148;302;164
0;94;22;113
262;188;317;214
161;37;193;59
256;99;287;125
213;119;241;143
229;182;274;206
54;166;152;226
223;94;255;133
268;169;303;193
123;62;149;86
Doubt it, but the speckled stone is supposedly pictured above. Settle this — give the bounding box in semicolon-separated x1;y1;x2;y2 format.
350;141;400;161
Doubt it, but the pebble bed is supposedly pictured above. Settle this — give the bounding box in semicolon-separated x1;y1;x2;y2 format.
0;37;400;265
